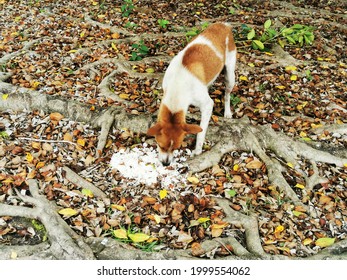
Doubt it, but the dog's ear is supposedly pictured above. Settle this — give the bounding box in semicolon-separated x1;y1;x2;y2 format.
183;124;202;134
147;123;162;136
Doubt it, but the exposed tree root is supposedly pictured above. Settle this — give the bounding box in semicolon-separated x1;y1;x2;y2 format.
0;179;95;260
1;3;346;261
62;166;107;199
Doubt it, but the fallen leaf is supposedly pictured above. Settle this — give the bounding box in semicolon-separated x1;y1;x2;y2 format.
113;228;128;239
82;188;94;198
128;233;150;243
246;159;263;169
49;112;64;121
111;204;126;211
58;208;78;218
187;176;199;184
159;189;167;199
26;152;34;163
191;242;205;256
295;183;305;189
315;237;335;248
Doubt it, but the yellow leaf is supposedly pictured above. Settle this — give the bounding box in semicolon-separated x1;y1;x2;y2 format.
303;238;313;245
276;85;286;89
233;164;239;171
187;176;199;185
128;233;150;243
311;123;323;128
159;189;168;199
119;93;130;99
111;32;120;39
344;163;347;168
287;162;294;168
111;204;125;211
315;237;335;248
153;214;161;224
113;228;128;239
197;217;210;224
211;222;229;229
146;237;158;243
26;152;34;163
36;161;45;169
299;131;307;137
285;65;297;71
265;52;274;56
77;138;85;147
239;75;248;81
275;225;284;233
80;31;85;38
68;49;77;53
290;75;297;81
111;42;118;51
82;188;94;198
58;208;78;218
146;68;155;73
211;228;223;238
295;183;305;189
2;94;8;100
248;63;255;67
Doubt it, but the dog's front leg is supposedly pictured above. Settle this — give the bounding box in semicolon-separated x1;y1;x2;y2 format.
192;97;213;156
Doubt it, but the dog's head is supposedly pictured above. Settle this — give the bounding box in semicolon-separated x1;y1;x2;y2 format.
147;121;202;166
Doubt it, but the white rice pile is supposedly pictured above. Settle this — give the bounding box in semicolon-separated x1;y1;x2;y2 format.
110;144;189;187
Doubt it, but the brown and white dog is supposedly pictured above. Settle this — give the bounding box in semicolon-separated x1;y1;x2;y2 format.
147;23;237;166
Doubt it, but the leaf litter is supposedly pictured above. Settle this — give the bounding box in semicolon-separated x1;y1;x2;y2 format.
0;0;347;258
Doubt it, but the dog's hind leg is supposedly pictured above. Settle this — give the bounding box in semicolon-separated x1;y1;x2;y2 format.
224;49;237;118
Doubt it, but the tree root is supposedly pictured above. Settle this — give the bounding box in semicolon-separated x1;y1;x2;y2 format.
0;179;95;259
62;166;107;199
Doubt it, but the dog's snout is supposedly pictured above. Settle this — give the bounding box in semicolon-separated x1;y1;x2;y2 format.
161;160;171;167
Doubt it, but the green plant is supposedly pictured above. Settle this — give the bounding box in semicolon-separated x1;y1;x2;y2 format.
0;131;9;139
121;0;134;17
230;94;241;108
130;40;149;61
305;69;313;81
125;21;137;29
237;19;315;51
185;22;209;42
158;19;170;29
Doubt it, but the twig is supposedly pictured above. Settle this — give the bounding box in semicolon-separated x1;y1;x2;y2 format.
17;137;77;146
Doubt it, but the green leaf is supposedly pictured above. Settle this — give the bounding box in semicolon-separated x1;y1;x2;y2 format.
253;40;265;50
282;28;294;36
228;189;237;197
82;188;94;198
286;36;296;44
247;28;255;40
264;19;272;29
315;237;335;248
292;24;304;29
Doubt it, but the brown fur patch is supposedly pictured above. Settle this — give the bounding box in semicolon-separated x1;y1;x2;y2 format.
158;104;185;124
199;23;236;54
182;44;224;84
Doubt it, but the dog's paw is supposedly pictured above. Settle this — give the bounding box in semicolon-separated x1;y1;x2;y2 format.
191;148;202;157
224;111;232;119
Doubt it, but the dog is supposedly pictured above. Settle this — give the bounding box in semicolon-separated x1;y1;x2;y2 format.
147;22;237;166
